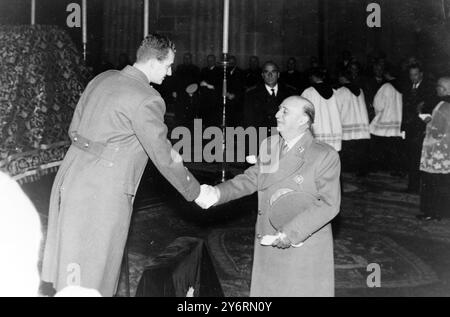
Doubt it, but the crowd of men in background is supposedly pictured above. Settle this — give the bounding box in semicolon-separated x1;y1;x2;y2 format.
96;50;450;221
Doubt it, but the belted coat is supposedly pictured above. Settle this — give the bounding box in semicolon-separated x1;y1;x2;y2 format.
41;66;200;296
216;131;341;296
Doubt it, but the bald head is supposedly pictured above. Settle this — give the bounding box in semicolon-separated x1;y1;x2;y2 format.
275;96;315;140
282;96;315;124
436;77;450;97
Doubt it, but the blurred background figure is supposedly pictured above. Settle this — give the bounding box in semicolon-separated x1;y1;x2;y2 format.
336;50;354;74
280;57;307;93
302;67;342;152
364;61;386;121
418;77;450;221
369;70;404;175
347;60;365;91
0;171;42;297
172;52;201;126
335;70;371;176
200;54;221;126
244;55;262;89
226;55;245;127
401;63;437;192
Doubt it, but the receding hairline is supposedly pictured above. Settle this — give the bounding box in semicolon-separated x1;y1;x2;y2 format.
282;96;312;108
281;96;315;124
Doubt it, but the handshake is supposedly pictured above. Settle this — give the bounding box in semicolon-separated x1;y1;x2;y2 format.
194;184;221;209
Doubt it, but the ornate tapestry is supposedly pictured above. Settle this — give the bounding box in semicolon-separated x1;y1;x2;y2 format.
0;25;90;183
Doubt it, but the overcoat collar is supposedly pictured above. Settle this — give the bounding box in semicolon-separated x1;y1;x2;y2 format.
258;130;314;190
122;65;149;84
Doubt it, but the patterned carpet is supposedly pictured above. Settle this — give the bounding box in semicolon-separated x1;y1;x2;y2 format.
207;227;439;296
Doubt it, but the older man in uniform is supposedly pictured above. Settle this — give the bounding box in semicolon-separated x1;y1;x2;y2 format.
198;96;341;296
41;34;208;296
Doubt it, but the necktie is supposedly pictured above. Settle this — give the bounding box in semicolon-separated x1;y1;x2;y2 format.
271;88;276;97
280;139;289;158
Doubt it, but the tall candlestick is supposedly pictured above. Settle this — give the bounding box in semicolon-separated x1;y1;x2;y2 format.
82;0;87;43
31;0;35;25
222;0;229;54
144;0;149;37
82;0;87;60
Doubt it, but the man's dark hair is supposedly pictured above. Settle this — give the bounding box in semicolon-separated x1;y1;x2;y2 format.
262;61;280;72
136;33;176;63
310;67;326;80
338;69;352;82
408;63;423;73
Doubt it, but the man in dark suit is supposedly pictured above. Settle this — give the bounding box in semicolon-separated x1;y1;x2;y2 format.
226;56;245;127
244;61;297;138
199;54;221;126
172;53;201;125
401;63;437;192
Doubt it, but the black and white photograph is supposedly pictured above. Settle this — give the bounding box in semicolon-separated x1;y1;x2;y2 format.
1;0;450;300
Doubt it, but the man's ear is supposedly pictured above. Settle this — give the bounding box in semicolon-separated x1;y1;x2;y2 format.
145;58;158;70
298;116;309;128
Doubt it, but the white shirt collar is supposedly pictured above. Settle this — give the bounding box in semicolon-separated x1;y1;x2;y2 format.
413;80;422;89
265;84;278;96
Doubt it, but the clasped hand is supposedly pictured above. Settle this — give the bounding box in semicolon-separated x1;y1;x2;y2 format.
195;184;220;209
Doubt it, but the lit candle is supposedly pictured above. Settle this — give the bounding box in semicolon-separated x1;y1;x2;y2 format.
82;0;87;44
144;0;149;37
31;0;35;25
222;0;229;54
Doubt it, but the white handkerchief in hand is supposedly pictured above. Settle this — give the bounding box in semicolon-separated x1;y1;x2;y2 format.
260;233;282;246
260;232;304;248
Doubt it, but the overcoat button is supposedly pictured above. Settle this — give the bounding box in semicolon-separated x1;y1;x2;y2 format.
84;143;89;148
256;234;262;239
